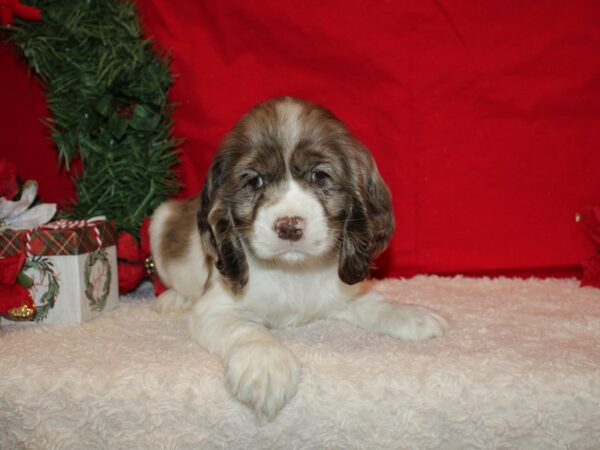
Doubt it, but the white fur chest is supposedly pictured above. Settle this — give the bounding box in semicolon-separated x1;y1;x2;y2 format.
240;254;346;328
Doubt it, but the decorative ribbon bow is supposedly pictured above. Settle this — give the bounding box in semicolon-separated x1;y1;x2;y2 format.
0;0;42;27
0;248;36;320
117;218;165;294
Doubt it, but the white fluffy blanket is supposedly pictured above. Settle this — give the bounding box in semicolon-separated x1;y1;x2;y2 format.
2;276;600;449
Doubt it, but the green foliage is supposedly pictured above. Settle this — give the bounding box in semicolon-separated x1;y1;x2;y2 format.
6;0;180;236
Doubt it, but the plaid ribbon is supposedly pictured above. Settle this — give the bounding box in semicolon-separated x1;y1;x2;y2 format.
0;217;116;257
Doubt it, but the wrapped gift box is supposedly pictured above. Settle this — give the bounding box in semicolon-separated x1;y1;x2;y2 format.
0;218;119;324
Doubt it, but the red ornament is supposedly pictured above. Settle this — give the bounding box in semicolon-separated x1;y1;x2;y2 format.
0;0;42;27
0;248;36;320
117;218;166;295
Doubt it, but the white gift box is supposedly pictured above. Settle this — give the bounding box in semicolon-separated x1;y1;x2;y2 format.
0;218;119;325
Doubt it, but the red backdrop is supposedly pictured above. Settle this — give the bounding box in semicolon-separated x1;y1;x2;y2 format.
1;0;599;279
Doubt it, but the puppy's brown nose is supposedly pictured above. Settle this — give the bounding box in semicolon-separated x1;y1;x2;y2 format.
273;216;304;241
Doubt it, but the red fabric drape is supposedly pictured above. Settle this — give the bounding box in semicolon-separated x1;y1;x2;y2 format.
2;0;599;279
0;45;75;206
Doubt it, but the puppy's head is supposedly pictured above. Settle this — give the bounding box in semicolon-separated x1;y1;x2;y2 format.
197;97;394;293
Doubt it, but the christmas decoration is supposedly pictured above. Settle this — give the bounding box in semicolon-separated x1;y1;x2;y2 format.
0;248;36;320
116;217;165;295
4;0;180;240
19;255;59;321
0;0;41;27
0;217;119;324
4;0;182;293
0;180;56;231
0;162;53;320
117;218;151;293
84;249;112;312
577;206;600;289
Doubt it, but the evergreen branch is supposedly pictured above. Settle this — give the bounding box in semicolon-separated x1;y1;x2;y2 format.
4;0;181;237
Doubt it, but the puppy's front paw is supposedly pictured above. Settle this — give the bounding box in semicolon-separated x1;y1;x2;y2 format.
387;305;450;341
225;341;300;421
152;288;193;315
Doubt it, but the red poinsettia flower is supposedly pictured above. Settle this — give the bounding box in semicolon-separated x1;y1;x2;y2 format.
0;247;25;285
117;228;146;293
117;218;165;295
0;158;18;200
0;0;42;27
0;248;36;320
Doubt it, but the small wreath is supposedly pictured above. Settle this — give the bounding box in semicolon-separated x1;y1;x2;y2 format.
22;256;60;322
84;249;112;312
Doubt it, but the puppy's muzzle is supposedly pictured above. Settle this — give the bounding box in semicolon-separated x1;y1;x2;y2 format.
273;216;304;241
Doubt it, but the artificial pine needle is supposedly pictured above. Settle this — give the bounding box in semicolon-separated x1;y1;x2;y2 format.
6;0;181;238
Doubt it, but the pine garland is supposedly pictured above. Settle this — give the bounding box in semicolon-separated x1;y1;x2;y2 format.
5;0;180;236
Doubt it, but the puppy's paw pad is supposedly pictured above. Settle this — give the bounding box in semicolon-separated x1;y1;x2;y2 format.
152;289;193;315
389;305;450;341
225;341;300;421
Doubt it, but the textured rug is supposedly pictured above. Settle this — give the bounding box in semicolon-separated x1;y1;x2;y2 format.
1;276;600;449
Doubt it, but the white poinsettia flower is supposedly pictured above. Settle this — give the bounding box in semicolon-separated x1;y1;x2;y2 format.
0;181;57;231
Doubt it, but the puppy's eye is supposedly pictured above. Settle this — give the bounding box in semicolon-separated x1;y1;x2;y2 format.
310;169;331;186
246;175;265;191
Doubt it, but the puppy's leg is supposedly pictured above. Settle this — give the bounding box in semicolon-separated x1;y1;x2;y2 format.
149;197;208;316
152;288;194;315
331;287;449;341
189;285;300;421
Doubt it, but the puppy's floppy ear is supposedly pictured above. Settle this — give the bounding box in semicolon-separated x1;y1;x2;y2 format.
338;145;395;285
197;156;249;293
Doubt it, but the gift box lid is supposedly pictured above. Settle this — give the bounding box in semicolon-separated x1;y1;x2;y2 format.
0;218;117;257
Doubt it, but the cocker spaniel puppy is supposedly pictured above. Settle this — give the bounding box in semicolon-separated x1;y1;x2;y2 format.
150;97;448;420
